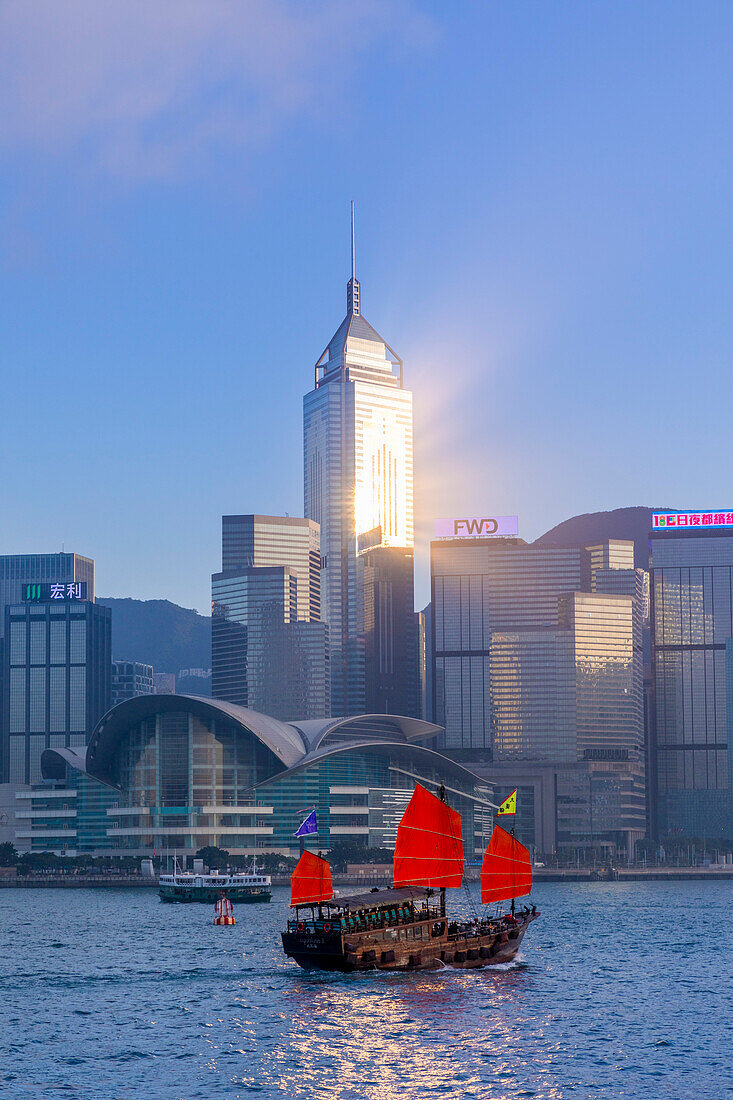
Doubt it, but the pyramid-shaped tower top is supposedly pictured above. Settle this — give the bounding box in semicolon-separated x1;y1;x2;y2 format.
314;202;403;389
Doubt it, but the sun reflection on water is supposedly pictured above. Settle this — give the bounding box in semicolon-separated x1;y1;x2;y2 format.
253;964;560;1100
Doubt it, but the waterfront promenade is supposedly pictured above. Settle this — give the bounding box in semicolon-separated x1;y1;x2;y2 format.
2;866;732;888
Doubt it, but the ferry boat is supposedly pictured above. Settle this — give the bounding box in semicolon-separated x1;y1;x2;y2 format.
281;783;538;971
159;860;272;904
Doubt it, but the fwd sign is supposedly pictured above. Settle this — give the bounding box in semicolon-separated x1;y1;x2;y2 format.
435;515;519;539
454;518;498;535
25;584;42;601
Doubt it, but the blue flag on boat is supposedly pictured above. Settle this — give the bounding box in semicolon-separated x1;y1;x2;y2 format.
294;810;317;838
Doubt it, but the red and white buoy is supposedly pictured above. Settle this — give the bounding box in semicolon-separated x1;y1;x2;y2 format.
214;894;235;926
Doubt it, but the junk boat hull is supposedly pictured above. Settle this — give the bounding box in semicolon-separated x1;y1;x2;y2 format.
282;885;538;971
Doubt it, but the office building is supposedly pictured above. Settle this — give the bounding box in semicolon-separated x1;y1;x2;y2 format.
430;524;647;856
303;210;414;715
361;545;418;717
2;591;111;787
212;516;329;720
0;554;95;637
112;661;154;706
40;694;492;857
154;673;176;694
650;511;733;840
560;591;646;847
222;515;321;622
431;533;581;753
417;604;432;722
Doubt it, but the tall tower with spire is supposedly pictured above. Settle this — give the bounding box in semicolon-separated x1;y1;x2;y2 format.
304;206;414;716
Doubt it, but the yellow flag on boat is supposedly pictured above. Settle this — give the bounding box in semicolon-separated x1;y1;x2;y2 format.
497;789;517;816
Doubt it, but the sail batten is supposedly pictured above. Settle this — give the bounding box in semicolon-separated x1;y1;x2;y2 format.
290;851;333;907
393;783;464;888
480;825;532;904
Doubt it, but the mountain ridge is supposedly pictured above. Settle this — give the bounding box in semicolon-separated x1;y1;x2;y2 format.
533;505;677;570
97;597;211;674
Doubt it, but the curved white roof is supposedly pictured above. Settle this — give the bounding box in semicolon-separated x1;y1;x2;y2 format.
43;695;447;790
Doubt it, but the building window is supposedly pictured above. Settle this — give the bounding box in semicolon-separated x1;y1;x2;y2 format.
29;667;46;732
9;621;26;665
69;667;86;731
9;668;26;732
9;737;25;783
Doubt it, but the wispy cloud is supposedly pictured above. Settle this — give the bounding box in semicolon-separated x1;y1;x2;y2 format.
0;0;432;180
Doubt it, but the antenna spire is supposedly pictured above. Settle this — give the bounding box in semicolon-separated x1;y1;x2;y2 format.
347;200;360;316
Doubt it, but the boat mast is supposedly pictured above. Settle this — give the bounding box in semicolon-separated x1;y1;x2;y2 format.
438;781;447;919
510;822;516;916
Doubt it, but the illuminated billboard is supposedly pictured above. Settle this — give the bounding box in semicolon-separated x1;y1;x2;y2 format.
435;516;519;539
652;511;733;530
23;582;87;602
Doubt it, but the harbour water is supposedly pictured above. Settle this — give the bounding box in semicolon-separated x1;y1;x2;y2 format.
1;881;729;1099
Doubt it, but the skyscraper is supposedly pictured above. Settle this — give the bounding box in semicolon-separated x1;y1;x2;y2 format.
2;590;111;785
222;515;321;622
361;545;419;717
650;511;733;839
211;515;329;720
431;535;582;751
430;526;647;856
0;554;94;637
303;208;414;714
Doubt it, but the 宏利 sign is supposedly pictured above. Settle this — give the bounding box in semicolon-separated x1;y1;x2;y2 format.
435;516;519;539
23;582;88;602
652;511;733;530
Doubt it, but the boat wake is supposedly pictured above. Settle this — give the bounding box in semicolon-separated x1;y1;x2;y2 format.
430;951;526;974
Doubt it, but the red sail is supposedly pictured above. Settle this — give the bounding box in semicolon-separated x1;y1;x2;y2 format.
480;825;533;904
393;783;464;888
290;851;333;907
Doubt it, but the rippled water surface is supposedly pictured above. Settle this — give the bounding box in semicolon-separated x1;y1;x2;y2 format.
1;881;730;1099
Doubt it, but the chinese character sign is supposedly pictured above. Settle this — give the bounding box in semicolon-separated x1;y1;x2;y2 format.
652;512;733;530
23;582;88;602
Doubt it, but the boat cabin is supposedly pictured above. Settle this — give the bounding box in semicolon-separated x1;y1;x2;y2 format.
286;885;442;936
159;872;270;888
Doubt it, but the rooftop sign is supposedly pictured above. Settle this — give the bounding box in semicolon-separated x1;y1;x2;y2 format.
23;582;87;602
652;511;733;530
435;516;519;539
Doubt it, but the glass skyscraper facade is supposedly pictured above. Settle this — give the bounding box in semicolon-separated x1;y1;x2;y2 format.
650;529;733;839
2;597;111;786
431;539;581;752
221;515;321;622
431;536;647;854
361;545;419;717
211;516;329;720
560;591;646;840
489;629;576;763
303;256;414;716
0;553;94;637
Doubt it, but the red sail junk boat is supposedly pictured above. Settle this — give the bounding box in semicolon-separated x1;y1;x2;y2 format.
281;783;539;971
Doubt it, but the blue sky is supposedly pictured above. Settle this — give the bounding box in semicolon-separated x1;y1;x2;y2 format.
1;1;732;613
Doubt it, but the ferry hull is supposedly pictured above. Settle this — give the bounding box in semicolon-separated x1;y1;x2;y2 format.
282;913;538;972
159;886;272;903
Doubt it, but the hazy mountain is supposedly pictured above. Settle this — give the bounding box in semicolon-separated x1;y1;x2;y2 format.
97;597;211;675
534;506;677;569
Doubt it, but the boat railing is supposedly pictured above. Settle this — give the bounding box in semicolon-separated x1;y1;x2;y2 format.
287;908;442;937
